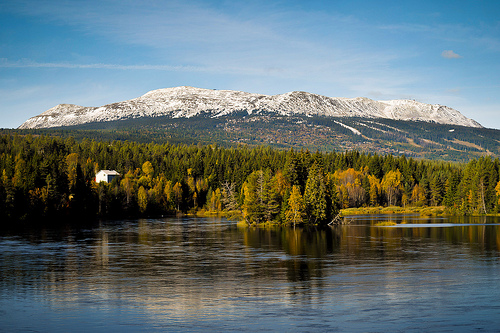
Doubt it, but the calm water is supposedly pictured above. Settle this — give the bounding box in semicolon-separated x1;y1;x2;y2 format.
1;215;500;332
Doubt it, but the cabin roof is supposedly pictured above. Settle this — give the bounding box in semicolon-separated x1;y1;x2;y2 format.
97;170;120;175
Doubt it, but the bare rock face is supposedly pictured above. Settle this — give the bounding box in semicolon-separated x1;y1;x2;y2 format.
18;86;482;129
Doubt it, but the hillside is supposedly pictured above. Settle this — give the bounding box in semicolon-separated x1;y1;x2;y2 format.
14;86;497;162
11;113;500;162
18;86;481;129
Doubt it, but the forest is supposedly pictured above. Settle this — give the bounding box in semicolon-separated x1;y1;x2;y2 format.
8;113;500;163
1;133;500;226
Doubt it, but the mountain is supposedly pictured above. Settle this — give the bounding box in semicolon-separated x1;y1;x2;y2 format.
16;86;497;162
18;86;482;129
12;111;500;163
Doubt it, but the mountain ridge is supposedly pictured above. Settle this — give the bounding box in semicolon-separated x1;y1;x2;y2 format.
18;86;482;129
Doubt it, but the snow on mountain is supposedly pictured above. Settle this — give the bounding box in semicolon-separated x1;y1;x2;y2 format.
18;86;482;129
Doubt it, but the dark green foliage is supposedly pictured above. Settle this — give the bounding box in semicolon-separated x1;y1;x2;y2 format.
444;170;461;208
1;132;500;226
4;113;500;162
303;163;334;224
430;172;445;206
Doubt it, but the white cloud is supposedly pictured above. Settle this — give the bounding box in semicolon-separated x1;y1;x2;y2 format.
445;88;461;94
441;50;462;59
0;59;213;72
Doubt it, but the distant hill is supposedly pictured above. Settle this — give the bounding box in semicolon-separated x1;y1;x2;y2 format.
15;86;498;162
11;112;500;163
19;86;482;129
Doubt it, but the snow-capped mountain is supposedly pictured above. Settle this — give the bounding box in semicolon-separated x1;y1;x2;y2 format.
18;86;482;129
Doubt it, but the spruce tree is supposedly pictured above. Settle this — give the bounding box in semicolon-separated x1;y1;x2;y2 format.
304;163;332;225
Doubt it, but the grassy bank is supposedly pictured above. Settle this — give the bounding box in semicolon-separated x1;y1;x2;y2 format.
189;206;500;225
341;206;448;217
191;209;243;220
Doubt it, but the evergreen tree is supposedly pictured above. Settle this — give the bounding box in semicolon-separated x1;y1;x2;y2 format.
304;163;333;224
430;173;445;206
242;171;265;224
444;170;461;208
284;150;306;191
241;170;280;224
1;132;499;222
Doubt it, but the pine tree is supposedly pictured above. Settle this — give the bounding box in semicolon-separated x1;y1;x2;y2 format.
430;173;445;206
284;150;306;191
242;170;266;224
264;170;281;223
444;170;460;208
303;163;333;224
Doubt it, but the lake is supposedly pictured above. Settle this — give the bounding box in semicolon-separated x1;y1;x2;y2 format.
1;215;500;332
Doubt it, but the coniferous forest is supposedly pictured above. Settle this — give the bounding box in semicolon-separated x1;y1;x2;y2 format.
1;133;500;226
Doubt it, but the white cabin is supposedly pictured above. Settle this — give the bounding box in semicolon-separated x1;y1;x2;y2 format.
95;170;120;183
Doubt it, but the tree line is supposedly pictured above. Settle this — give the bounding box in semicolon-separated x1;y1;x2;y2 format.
1;133;500;226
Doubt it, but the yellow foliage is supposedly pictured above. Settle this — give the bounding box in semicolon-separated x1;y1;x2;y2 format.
285;185;305;226
138;186;148;213
496;181;500;205
382;169;403;206
142;161;154;178
333;168;367;208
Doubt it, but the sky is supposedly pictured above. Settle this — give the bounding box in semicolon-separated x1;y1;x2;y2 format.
1;0;500;129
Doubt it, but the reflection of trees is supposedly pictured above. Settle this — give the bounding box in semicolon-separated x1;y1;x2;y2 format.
240;219;500;275
241;227;341;259
2;217;499;315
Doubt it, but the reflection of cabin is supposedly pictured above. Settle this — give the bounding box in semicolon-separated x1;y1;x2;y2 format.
95;170;120;183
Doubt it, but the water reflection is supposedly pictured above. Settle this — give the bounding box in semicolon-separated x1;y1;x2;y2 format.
1;216;500;332
239;216;500;261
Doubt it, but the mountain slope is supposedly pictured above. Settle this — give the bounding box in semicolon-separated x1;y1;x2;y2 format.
18;86;482;129
11;113;500;163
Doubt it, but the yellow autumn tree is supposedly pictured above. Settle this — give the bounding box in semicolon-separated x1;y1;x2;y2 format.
163;180;174;210
209;188;222;212
142;161;154;178
334;168;366;207
411;184;426;206
495;181;500;206
138;186;148;213
367;174;381;206
139;161;154;188
173;182;183;211
121;170;136;208
284;185;305;227
381;169;402;206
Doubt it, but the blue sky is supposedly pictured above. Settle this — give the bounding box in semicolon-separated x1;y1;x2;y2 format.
1;0;499;129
